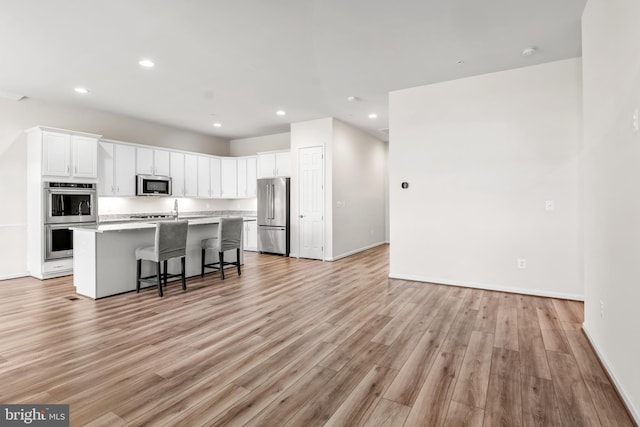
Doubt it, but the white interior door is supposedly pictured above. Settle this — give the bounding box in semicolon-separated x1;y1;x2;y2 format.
298;146;324;260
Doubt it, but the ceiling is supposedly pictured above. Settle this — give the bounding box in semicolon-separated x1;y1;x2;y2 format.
0;0;586;142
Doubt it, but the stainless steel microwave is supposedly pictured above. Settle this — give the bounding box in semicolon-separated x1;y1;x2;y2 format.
136;175;172;196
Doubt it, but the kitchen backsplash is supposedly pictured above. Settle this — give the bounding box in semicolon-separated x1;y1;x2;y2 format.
98;196;256;215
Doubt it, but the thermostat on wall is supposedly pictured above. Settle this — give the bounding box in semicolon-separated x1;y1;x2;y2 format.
401;182;409;189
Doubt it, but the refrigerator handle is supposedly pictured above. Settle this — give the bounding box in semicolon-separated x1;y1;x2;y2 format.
267;183;272;220
271;184;276;219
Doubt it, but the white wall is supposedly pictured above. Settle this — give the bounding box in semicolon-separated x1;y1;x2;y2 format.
290;118;333;259
229;132;290;156
389;58;583;299
0;97;228;279
582;0;640;420
331;119;387;259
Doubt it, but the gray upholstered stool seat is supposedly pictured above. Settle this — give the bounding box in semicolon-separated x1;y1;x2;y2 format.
201;217;243;279
136;219;188;297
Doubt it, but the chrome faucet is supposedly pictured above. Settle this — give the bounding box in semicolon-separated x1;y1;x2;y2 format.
173;199;179;220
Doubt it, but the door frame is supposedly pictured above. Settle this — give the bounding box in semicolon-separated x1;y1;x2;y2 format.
297;145;325;261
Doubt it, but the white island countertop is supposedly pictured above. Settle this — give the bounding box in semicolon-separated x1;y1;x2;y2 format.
71;216;256;233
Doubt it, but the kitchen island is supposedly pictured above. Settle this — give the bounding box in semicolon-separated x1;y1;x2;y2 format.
72;217;251;299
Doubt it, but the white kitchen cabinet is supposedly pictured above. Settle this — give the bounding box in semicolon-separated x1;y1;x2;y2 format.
197;156;211;198
72;136;98;178
210;157;221;198
236;156;257;198
257;151;290;178
170;152;185;196
98;142;136;196
237;158;247;198
137;147;170;176
246;156;257;197
42;132;71;176
244;221;257;251
154;150;171;176
42;131;98;178
136;147;154;175
221;158;237;198
184;154;199;198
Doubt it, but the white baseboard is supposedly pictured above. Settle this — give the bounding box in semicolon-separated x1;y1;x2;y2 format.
0;272;29;281
388;272;584;301
326;241;387;262
582;325;640;424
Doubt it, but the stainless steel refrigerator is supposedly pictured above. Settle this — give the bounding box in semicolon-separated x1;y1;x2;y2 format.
257;177;290;256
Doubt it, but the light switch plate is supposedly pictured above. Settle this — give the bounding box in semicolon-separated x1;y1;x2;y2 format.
545;200;555;211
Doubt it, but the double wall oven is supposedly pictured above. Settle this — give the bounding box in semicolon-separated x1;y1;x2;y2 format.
44;182;97;260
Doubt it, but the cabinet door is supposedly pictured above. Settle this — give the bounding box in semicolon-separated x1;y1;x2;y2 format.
154;150;171;176
237;158;247;198
72;136;98;178
170;152;185;197
257;153;275;178
246;156;257;198
275;151;290;177
42;132;71;176
221;158;237;198
210;157;221;198
245;221;257;251
184;154;199;197
197;156;211;198
114;144;136;196
136;147;154;175
98;142;115;196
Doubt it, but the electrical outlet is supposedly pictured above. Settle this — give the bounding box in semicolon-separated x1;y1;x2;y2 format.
600;300;605;319
517;258;526;269
633;108;639;133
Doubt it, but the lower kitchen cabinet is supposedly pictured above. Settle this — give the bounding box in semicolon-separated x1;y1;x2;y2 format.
244;220;257;251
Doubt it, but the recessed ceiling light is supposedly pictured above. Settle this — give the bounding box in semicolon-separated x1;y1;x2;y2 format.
213;122;222;128
139;59;155;68
347;96;359;102
276;110;286;116
74;87;89;94
522;47;537;57
457;60;464;65
368;113;378;119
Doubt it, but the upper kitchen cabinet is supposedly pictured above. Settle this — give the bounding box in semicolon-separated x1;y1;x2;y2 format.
171;152;198;197
210;157;221;198
27;127;101;179
136;147;171;176
98;141;136;196
221;158;237;198
237;156;257;198
257;150;290;178
197;155;211;198
184;154;199;198
170;152;185;197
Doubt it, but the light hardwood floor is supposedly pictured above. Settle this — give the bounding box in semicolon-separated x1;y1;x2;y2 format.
0;245;634;426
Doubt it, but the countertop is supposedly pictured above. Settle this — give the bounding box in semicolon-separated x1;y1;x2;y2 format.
72;216;256;233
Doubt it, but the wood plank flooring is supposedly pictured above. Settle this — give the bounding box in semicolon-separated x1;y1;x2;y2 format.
0;245;634;426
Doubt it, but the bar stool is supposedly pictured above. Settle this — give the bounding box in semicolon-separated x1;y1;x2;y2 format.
201;217;243;279
136;220;188;297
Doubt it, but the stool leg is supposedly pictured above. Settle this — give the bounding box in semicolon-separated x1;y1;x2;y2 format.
136;259;141;292
219;251;225;280
163;260;168;287
181;256;186;291
201;248;205;277
236;248;241;276
157;262;163;297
